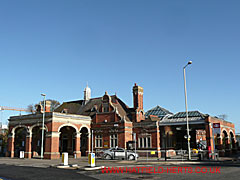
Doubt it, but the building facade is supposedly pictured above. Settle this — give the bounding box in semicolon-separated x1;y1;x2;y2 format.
156;111;236;157
7;112;91;159
7;84;236;159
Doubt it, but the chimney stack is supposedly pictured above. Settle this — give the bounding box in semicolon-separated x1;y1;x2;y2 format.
35;100;52;113
133;83;143;110
132;83;145;122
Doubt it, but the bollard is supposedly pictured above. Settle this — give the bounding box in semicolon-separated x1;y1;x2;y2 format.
88;153;95;167
62;152;68;166
20;151;24;159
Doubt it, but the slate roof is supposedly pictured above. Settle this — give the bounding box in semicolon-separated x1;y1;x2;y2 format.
145;105;173;118
55;95;132;122
159;111;208;126
169;111;207;119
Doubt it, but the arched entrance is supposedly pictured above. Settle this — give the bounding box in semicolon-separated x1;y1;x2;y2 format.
80;127;88;156
59;126;76;155
14;127;28;157
230;132;234;149
222;130;228;150
31;126;46;158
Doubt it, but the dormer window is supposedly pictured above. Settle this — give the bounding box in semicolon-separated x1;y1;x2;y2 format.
102;91;111;112
103;104;109;112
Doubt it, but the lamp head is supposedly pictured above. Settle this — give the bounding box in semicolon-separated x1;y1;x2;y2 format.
188;61;192;65
41;93;46;97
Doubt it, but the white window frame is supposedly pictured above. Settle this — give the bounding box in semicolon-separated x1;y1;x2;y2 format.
95;135;103;148
110;134;118;148
138;136;151;148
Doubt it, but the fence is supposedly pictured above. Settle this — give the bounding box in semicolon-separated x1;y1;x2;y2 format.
95;148;231;161
139;149;222;161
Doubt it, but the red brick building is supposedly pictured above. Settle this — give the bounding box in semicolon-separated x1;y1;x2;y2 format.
157;111;236;157
7;84;236;159
55;83;148;154
7;109;91;159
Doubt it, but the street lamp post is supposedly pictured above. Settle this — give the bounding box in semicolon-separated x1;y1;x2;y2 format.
183;61;192;160
133;133;137;161
91;129;93;153
40;93;46;159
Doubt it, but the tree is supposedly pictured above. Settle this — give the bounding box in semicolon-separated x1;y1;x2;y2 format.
47;99;60;112
0;129;8;155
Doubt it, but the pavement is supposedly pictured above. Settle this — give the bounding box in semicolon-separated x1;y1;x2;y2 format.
0;156;239;169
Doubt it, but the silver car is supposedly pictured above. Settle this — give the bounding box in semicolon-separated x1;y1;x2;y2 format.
102;147;139;160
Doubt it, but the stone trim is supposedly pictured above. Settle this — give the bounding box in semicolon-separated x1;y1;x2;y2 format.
44;152;60;155
73;151;81;153
75;132;81;138
45;132;60;138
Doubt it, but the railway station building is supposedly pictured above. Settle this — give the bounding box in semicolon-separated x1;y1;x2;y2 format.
7;84;236;159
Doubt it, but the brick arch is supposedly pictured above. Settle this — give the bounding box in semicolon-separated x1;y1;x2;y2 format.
11;125;29;136
229;130;235;138
139;109;145;114
221;128;228;138
57;123;78;133
79;125;90;134
29;123;49;133
221;129;229;149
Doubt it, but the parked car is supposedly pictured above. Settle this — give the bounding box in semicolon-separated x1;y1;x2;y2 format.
102;147;139;160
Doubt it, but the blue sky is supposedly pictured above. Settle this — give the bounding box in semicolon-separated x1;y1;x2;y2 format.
0;0;239;133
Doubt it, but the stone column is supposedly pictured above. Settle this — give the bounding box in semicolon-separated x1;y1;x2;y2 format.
25;133;32;158
7;134;15;158
74;132;81;158
44;132;60;159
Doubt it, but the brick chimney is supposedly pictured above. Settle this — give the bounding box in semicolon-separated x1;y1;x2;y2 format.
133;83;143;110
132;83;145;122
45;100;51;112
35;100;52;113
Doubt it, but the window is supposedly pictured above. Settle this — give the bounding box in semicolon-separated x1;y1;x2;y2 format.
138;136;151;148
103;104;109;112
95;135;102;148
110;134;118;148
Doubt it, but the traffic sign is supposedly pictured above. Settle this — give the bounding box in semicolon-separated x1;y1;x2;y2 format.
213;123;220;134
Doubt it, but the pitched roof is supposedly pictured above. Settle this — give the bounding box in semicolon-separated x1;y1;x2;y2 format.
55;101;83;114
145;105;173;118
159;111;207;126
168;111;207;119
55;95;132;121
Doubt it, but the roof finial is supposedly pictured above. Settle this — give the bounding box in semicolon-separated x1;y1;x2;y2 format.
84;83;91;101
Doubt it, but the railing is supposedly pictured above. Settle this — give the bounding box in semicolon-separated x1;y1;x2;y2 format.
95;148;236;161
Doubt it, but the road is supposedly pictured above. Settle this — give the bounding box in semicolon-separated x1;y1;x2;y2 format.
0;163;240;180
0;164;96;180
